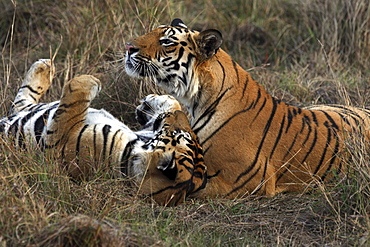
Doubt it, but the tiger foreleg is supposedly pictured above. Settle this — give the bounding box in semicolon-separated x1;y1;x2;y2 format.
10;59;55;114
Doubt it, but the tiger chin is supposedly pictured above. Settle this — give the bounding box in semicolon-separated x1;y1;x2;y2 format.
125;18;370;199
0;59;206;206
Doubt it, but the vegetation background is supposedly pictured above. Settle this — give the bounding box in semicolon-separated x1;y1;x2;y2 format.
0;0;369;245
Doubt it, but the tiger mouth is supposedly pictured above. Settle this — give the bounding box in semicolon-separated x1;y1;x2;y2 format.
125;53;160;79
125;56;143;78
125;54;179;88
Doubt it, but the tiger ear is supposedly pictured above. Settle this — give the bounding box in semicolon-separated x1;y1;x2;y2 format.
170;18;187;28
196;29;223;60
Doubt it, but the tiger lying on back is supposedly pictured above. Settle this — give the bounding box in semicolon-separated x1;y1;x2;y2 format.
125;18;370;199
0;59;206;206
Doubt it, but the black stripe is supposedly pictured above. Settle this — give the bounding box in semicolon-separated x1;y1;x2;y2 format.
320;111;339;130
192;88;231;134
148;181;187;196
56;100;90;113
200;106;251;146
102;125;111;159
92;125;97;159
336;112;352;126
269;113;286;159
165;47;185;70
76;124;89;159
232;60;239;84
207;169;220;179
109;129;121;157
285;109;294;133
341;109;365;128
277;127;319;183
34;107;55;146
235;99;279;184
60;119;86;156
250;97;267;125
320;134;340;181
281;132;299;161
18;109;44;148
227;165;262;197
240;76;249;101
360;107;370;115
300;127;318;164
300;115;310;133
310;110;319;125
247;88;261;110
192;170;208;193
301;117;313;147
313;122;335;175
252;159;269;195
216;61;226;99
29;94;37;103
20;85;42;95
13;99;28;105
120;139;137;176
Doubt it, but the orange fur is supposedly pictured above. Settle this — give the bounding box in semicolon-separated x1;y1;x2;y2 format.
125;19;370;199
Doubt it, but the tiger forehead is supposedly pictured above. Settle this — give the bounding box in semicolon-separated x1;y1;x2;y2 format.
159;25;197;39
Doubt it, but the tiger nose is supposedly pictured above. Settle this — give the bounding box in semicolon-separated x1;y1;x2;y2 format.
126;43;139;55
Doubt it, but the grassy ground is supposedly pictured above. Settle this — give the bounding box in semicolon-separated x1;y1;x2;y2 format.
0;0;369;246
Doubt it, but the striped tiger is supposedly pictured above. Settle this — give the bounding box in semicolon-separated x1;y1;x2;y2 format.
125;18;370;199
0;59;206;206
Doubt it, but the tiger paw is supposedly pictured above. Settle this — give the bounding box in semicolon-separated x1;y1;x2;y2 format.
10;59;55;114
23;59;55;94
61;75;101;103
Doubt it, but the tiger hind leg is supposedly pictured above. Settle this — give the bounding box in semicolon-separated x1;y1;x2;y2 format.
45;75;101;163
10;59;55;114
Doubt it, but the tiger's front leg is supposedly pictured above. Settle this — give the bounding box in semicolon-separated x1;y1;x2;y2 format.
45;75;101;178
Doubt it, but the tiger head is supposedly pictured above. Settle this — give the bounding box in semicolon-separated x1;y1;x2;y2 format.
125;18;223;107
135;94;181;129
130;110;207;206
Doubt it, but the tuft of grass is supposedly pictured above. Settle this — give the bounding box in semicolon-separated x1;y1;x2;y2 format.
338;132;370;229
0;0;369;246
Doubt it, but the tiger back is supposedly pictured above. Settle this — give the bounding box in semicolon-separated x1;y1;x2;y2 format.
125;18;370;199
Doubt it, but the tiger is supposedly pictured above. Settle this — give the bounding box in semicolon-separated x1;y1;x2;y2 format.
124;18;370;200
0;59;207;206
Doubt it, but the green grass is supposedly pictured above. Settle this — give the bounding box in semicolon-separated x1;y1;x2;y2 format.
0;0;369;246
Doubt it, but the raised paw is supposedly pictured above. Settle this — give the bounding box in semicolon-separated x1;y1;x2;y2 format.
11;59;55;114
61;75;101;103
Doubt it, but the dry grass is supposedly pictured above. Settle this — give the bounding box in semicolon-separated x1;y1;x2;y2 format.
0;0;369;246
